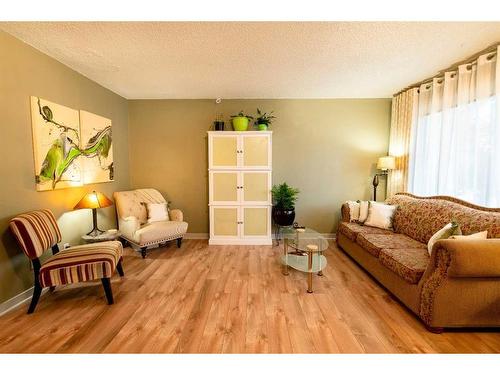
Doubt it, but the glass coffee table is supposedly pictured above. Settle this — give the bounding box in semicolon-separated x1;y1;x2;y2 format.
280;227;328;293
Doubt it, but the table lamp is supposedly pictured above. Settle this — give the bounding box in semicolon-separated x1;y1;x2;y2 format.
74;191;113;236
372;156;395;201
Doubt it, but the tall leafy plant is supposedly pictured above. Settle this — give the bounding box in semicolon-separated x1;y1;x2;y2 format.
271;183;300;210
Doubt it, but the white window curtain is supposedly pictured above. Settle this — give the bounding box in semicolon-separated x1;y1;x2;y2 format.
408;46;500;207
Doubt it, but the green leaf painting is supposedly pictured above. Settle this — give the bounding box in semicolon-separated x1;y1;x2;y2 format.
30;97;114;191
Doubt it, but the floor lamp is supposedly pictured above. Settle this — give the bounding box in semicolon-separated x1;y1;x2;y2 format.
372;156;395;201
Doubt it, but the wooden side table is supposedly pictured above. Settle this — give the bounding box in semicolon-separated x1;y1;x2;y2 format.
82;229;121;243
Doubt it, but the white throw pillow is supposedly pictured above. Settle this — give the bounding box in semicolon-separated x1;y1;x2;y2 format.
346;200;360;222
449;230;488;240
145;202;169;223
364;201;397;230
358;201;370;223
427;222;462;255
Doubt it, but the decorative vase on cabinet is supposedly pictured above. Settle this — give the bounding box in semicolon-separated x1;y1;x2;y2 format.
208;131;272;245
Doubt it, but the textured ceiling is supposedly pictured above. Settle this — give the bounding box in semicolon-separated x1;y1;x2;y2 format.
2;22;500;99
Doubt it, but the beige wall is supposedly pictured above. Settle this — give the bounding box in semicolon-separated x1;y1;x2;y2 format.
0;31;391;305
0;31;130;303
129;99;391;234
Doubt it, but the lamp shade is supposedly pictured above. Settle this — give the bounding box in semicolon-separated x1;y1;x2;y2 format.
377;156;396;170
74;191;113;210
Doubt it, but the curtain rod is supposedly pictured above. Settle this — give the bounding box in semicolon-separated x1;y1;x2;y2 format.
394;42;500;97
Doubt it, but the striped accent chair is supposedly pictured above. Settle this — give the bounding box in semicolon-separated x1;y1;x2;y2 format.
9;209;124;314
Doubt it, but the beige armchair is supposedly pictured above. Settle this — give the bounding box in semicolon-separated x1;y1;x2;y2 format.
114;188;188;258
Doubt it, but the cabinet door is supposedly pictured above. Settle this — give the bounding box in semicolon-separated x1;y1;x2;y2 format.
210;134;238;169
241;171;271;204
242;206;270;237
211;207;240;238
210;171;240;205
241;134;271;169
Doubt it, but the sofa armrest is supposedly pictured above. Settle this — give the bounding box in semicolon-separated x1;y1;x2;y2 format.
340;203;351;222
436;239;500;278
118;216;140;241
170;209;183;222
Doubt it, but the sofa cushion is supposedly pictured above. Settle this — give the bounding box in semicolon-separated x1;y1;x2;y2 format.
379;247;430;284
386;194;500;244
337;221;393;242
134;220;188;246
356;233;426;257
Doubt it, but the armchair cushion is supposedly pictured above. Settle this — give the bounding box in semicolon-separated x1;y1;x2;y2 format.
39;241;122;287
133;221;188;246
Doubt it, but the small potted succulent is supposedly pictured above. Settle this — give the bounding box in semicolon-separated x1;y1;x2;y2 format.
271;183;300;226
230;111;253;131
254;108;275;130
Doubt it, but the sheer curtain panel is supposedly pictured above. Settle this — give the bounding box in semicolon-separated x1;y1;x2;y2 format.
408;46;500;207
387;88;419;197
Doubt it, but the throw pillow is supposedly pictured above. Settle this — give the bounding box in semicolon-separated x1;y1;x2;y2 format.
427;222;462;255
358;200;370;223
364;201;397;230
346;200;360;222
450;230;488;240
145;202;169;223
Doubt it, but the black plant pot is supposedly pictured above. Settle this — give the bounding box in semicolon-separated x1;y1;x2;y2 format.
214;121;225;131
272;206;295;226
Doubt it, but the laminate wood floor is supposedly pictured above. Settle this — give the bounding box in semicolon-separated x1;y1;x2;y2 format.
0;240;499;353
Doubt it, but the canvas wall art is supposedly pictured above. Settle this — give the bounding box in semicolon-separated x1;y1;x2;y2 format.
79;110;114;184
30;96;114;191
30;96;83;191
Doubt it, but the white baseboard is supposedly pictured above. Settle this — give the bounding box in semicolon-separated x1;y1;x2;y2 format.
184;233;336;241
0;287;48;317
274;232;336;240
209;238;273;245
184;233;209;239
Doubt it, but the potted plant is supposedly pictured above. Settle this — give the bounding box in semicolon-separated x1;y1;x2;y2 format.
271;183;300;226
213;112;225;131
254;108;276;131
230;111;253;131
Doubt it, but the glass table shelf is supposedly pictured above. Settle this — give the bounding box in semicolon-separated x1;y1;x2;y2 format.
281;227;328;293
280;254;327;273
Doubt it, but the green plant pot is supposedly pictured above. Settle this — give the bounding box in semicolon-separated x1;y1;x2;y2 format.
257;124;268;131
232;117;249;131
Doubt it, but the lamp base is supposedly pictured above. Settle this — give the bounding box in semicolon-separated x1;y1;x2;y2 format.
86;208;105;237
86;227;106;237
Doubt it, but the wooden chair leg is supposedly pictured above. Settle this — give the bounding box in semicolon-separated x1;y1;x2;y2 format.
177;237;182;248
141;247;147;259
116;259;124;277
101;278;114;305
27;284;42;314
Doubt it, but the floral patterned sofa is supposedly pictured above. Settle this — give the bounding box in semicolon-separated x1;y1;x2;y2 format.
336;193;500;332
